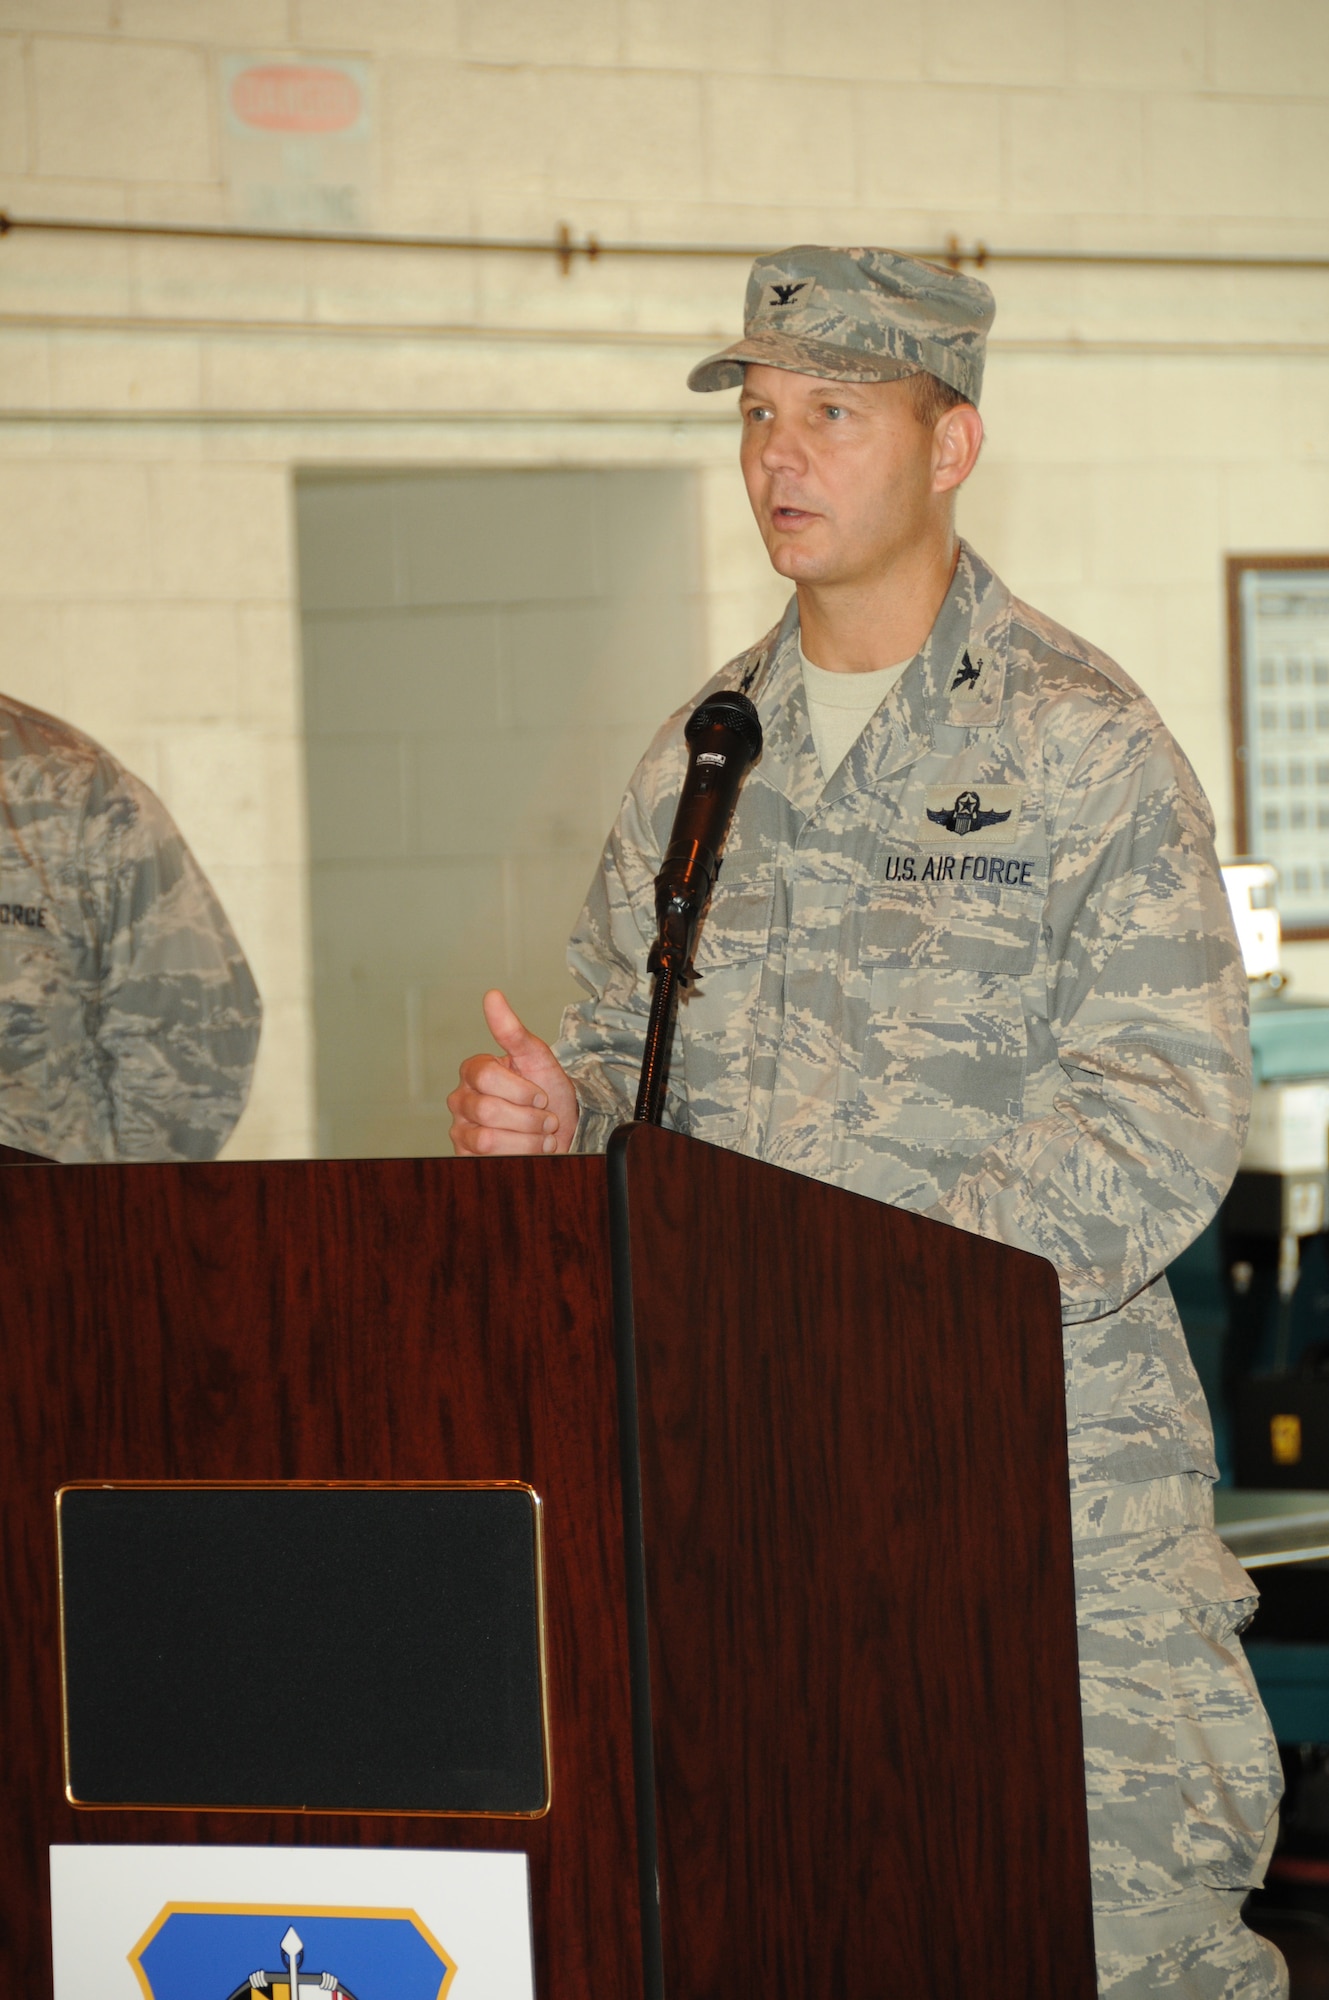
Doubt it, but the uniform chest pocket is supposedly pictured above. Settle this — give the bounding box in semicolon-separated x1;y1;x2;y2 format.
691;877;776;971
857;891;1040;1134
859;885;1041;977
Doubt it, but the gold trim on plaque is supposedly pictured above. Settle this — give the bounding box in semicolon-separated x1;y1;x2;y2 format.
55;1480;552;1819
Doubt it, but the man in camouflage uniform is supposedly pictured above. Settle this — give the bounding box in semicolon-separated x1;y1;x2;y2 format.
449;248;1287;1996
0;692;261;1161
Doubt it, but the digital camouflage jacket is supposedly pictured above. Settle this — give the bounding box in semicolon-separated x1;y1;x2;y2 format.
0;694;261;1162
556;543;1252;1513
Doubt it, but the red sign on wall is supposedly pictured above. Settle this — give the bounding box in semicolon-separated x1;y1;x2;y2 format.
229;64;363;135
221;55;373;229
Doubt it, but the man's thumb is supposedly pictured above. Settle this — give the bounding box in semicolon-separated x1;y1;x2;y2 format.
482;988;546;1064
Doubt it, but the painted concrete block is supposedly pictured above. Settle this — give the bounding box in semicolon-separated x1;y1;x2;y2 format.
1143;96;1292;218
593;468;702;595
32;37;214;184
148;464;291;601
308;737;409;861
925;0;1067;85
705;74;856;206
293;0;460;50
1005;91;1144;215
0;602;69;719
625;0;776;73
778;0;924;82
50;330;203;412
310;857;506;982
394;470;602;606
133;237;307;327
502;595;703;730
1277;360;1329;464
237;606;303;733
306;606;505;733
62;602;242;731
548;69;708;205
460;0;618;65
0;331;52;410
1219;463;1329;551
0;0;111;27
959;461;1089;587
311;978;415;1100
414;723;607;857
297;475;401;613
383;59;549;195
0;35;25;175
318;1099;455;1160
1088;464;1224;587
126;180;234;227
1209;0;1329;100
1068;0;1204;89
306;241;481;332
0;226;134;319
159;726;300;874
854;84;1003;210
0;460;154;598
1284;103;1329;221
119;0;288;38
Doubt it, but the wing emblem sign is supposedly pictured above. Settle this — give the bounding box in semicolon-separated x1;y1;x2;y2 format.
130;1906;455;2000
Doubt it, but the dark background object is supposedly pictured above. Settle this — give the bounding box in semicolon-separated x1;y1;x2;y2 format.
1233;1378;1329;1488
59;1485;546;1814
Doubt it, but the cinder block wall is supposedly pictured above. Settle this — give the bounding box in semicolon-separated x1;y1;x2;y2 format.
1;0;1328;1155
299;466;707;1157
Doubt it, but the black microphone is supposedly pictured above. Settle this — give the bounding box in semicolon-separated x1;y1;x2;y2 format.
635;690;763;1124
651;689;764;976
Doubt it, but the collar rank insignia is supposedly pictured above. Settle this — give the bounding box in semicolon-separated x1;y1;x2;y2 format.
922;782;1024;847
946;644;1003;727
769;281;806;306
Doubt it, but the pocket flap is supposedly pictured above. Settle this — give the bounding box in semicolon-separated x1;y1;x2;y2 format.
692;880;776;970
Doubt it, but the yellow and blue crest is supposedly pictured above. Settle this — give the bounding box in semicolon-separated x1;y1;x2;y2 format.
130;1905;455;2000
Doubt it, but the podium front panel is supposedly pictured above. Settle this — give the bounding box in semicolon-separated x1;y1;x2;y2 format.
611;1125;1096;2000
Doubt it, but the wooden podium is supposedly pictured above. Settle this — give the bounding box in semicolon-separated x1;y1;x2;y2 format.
0;1126;1096;1997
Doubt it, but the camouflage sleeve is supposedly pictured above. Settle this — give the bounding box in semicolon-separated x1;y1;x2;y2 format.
931;713;1251;1323
556;726;691;1153
81;755;262;1161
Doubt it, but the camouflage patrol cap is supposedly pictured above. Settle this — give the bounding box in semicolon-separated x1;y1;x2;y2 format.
688;245;995;405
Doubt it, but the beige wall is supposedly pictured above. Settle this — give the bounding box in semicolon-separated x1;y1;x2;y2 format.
299;465;708;1157
1;0;1328;1155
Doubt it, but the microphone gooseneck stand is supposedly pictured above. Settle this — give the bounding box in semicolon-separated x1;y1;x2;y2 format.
633;689;764;1126
633;906;690;1127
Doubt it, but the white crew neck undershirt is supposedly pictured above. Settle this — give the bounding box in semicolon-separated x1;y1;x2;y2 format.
799;644;911;779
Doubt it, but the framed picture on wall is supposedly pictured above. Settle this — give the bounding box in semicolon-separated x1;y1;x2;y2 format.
1228;553;1329;941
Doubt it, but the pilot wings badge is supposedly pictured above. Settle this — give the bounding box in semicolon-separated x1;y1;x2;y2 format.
922;784;1023;847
